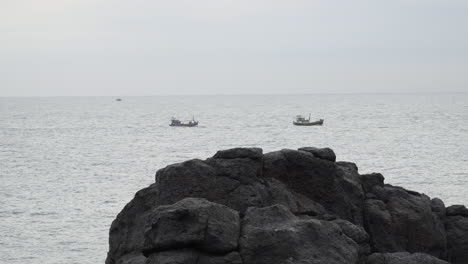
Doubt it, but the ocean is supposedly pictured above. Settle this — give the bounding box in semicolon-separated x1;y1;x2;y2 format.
1;93;467;264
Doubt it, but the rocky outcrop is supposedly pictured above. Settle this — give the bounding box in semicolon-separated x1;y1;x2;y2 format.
106;147;468;264
445;205;468;264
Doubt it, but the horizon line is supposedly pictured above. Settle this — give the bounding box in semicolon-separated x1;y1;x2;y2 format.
1;91;467;98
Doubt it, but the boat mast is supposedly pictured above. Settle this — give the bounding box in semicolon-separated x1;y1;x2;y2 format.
308;113;311;121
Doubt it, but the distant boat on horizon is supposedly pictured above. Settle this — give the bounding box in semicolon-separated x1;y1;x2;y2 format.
293;114;324;126
116;98;122;101
170;116;199;127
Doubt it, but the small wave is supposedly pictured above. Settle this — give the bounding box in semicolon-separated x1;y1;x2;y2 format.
0;210;24;216
30;211;57;216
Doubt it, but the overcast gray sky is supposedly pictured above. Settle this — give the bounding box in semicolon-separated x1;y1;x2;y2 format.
1;0;467;96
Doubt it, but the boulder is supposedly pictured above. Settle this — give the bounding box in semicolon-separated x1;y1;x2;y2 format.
212;147;263;160
155;159;238;207
431;198;446;219
106;184;159;264
366;252;448;264
263;149;364;225
239;205;359;264
298;147;336;162
114;252;146;264
143;198;240;255
336;161;359;173
446;205;468;217
263;177;328;217
333;219;370;258
155;151;267;212
445;215;468;264
363;185;446;258
360;173;385;195
145;250;242;264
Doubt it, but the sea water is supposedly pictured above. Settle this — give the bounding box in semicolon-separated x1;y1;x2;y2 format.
1;93;467;263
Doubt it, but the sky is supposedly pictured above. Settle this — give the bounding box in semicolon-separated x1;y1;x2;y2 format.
0;0;467;96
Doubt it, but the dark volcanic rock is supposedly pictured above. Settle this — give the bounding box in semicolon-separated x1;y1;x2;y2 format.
106;147;466;264
366;252;449;264
336;161;359;172
154;157;265;214
263;149;365;225
363;184;446;258
298;146;337;162
145;249;242;264
446;215;468;264
239;205;359;264
360;173;385;194
114;252;146;264
106;184;159;264
446;205;468;217
155;159;237;206
333;219;371;258
212;147;263;160
431;198;446;219
143;198;240;255
264;177;328;217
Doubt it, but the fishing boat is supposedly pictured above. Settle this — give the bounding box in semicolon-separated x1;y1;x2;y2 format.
170;116;199;127
293;114;324;126
116;98;122;101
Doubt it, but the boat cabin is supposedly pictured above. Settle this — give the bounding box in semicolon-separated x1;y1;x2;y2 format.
295;115;309;123
170;118;182;126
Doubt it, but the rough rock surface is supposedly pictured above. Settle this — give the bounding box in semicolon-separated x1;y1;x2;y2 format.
445;215;468;264
333;219;371;259
363;184;446;258
366;252;449;264
239;205;359;264
446;205;468;217
298;147;337;162
263;149;365;225
143;198;240;255
145;250;242;264
106;147;468;264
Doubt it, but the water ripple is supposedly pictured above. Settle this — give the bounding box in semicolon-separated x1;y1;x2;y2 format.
1;94;467;264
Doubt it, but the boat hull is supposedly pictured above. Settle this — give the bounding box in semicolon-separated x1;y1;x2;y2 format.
293;120;324;126
170;122;199;127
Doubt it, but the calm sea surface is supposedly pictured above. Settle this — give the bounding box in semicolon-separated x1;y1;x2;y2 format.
1;94;467;263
